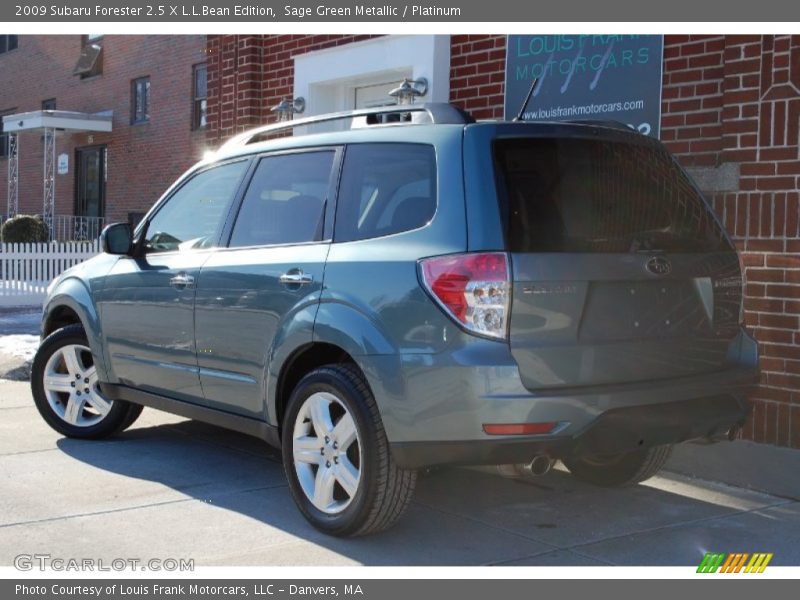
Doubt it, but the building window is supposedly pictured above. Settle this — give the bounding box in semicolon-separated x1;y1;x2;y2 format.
192;63;208;130
0;108;15;158
0;35;18;55
74;35;103;79
131;77;151;124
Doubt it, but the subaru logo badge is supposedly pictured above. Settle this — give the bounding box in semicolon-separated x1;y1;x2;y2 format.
646;256;672;276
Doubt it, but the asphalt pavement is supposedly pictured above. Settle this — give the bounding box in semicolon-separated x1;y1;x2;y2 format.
1;377;799;567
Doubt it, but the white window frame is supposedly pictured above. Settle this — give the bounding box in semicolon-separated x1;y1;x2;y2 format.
293;35;451;116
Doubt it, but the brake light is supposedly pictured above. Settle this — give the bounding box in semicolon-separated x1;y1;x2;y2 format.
419;252;511;340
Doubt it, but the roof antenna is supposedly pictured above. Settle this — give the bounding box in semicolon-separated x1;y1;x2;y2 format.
512;77;539;122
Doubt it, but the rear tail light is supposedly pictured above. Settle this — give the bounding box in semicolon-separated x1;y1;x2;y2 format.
419;252;511;340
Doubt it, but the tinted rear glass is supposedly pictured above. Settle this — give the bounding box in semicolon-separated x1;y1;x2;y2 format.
494;137;731;253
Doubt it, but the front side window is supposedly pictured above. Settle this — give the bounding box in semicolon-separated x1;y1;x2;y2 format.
131;77;150;124
144;161;248;253
335;143;436;242
229;151;335;248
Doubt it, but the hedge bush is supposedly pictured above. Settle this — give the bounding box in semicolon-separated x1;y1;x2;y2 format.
1;215;49;243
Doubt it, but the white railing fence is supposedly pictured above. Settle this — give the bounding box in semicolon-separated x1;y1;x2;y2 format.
0;241;100;307
51;215;106;242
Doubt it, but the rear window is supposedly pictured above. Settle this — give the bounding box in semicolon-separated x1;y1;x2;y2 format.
334;143;436;242
494;137;731;253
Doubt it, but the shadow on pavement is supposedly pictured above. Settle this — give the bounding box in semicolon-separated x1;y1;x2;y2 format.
54;417;798;566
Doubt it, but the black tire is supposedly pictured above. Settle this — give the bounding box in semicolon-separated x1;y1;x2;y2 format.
281;363;417;537
118;403;145;431
31;324;143;439
562;445;673;487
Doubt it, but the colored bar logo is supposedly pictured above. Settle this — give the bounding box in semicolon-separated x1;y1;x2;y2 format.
697;552;773;573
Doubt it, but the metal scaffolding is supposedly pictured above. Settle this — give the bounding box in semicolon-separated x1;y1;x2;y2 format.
42;127;56;239
6;133;18;217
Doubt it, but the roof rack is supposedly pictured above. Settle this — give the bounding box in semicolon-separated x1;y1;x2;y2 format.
219;103;474;151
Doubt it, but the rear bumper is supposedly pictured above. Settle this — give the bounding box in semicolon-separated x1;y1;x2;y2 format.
390;393;750;468
366;327;759;469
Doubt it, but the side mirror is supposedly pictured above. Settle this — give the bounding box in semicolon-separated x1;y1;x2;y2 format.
100;222;133;255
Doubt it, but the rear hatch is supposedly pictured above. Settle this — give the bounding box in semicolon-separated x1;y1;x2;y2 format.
492;131;743;391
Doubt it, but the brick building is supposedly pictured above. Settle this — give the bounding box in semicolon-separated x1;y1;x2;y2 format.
3;33;799;448
0;34;207;237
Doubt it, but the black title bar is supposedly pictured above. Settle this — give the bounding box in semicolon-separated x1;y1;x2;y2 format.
2;0;800;22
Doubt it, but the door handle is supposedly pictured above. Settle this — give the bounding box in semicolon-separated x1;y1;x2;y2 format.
169;273;195;289
279;271;314;285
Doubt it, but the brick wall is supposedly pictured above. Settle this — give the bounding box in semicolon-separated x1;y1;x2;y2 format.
0;35;207;223
205;35;377;144
205;34;508;133
660;35;800;447
449;35;507;119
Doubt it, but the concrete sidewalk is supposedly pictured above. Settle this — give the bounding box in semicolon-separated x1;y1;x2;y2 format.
1;377;798;567
669;439;800;501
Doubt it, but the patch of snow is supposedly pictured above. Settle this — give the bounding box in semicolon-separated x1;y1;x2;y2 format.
0;334;40;361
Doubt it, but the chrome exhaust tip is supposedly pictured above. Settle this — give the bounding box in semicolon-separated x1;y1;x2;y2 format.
525;455;554;476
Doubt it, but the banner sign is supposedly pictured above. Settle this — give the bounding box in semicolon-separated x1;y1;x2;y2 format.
505;35;664;138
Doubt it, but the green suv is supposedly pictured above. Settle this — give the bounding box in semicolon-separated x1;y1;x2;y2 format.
31;103;758;536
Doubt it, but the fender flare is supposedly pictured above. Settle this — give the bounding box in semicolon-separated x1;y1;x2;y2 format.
313;300;396;356
264;297;324;425
43;277;111;382
265;299;400;427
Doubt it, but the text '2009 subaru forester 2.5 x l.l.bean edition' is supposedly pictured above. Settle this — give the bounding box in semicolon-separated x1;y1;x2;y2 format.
32;103;758;536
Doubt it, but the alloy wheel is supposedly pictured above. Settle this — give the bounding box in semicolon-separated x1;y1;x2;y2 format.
42;343;112;427
292;391;361;514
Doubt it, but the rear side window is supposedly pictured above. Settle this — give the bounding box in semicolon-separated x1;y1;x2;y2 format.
229;150;335;247
494;138;731;253
335;143;436;242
